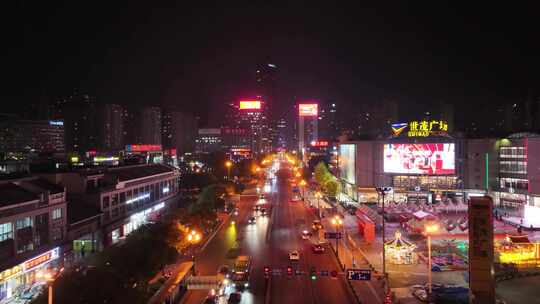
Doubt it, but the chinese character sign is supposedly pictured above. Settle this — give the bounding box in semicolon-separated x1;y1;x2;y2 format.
397;120;449;137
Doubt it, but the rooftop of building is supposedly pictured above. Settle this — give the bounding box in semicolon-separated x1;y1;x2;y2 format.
18;178;64;194
0;183;38;208
107;164;175;182
67;199;102;225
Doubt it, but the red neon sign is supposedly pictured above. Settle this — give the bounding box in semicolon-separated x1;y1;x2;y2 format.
299;104;318;116
239;100;261;110
310;140;329;147
125;144;162;152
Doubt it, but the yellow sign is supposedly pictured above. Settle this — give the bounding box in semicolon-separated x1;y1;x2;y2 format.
407;120;448;137
0;265;22;282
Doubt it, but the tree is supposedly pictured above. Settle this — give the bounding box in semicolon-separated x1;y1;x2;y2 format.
324;179;340;197
314;162;332;185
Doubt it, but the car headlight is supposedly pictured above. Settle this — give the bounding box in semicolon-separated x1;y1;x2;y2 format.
244;283;249;287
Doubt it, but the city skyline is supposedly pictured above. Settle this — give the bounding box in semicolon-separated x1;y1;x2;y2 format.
6;3;540;120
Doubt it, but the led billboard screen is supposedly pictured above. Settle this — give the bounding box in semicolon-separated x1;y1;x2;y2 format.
383;143;455;175
339;144;356;184
239;100;261;110
298;104;318;116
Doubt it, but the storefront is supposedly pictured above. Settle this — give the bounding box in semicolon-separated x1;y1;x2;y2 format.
0;247;61;302
107;202;166;245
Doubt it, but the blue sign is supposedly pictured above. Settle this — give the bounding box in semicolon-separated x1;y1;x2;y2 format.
49;120;64;126
320;270;329;277
346;269;371;281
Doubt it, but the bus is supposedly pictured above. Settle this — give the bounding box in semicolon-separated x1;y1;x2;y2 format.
231;255;251;289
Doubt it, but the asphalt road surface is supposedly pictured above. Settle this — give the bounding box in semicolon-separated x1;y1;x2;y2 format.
181;164;358;304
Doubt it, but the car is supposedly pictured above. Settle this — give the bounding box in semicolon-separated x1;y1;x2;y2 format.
248;216;256;224
218;265;230;278
260;208;267;216
312;220;323;230
301;230;312;240
253;205;261;211
259;194;265;199
312;244;325;253
289;250;300;261
228;292;242;304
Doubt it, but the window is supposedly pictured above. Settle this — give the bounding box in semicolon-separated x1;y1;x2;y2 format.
500;161;527;174
102;196;110;209
16;217;32;229
500;147;526;159
52;208;62;220
0;223;13;242
51;228;62;241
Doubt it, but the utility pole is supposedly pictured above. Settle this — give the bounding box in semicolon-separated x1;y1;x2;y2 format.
376;186;392;291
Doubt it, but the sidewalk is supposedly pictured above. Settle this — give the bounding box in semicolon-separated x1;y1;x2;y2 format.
304;191;386;304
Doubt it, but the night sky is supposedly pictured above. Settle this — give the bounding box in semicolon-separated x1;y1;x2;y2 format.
5;2;540;122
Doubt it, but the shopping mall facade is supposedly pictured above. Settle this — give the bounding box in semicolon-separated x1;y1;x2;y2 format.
338;120;540;227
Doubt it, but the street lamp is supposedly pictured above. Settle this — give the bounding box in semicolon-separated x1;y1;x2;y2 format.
332;215;344;269
225;161;233;180
314;191;323;219
376;186;393;288
187;230;202;275
36;270;58;304
299;180;307;199
425;223;439;296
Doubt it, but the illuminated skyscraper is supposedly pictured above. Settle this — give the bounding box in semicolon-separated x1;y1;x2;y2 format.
223;100;271;156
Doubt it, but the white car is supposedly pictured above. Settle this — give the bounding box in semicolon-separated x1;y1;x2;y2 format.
289;250;300;261
301;230;311;240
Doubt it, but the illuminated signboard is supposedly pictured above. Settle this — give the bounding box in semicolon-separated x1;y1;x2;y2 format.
239;100;261;110
0;265;22;281
93;156;119;162
339;144;356;184
23;247;60;272
298;104;318;117
391;123;408;136
310;140;329;147
49;120;64;126
391;120;449;137
383;143;455;175
125;144;162;152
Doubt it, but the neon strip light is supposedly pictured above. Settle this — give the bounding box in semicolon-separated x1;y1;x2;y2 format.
126;193;150;204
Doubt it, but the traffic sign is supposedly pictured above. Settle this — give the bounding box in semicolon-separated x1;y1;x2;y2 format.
346;269;371;281
320;270;329;277
324;232;342;239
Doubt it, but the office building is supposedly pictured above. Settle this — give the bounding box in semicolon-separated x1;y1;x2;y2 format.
98;104;124;151
61;91;98;153
162;110;197;155
195;129;222;153
140;107;162;145
0;118;65;154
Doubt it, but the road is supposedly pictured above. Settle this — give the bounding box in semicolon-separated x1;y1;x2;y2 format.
181;164;358;304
